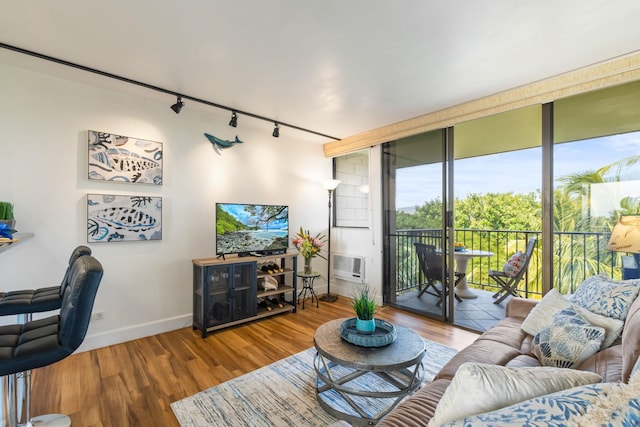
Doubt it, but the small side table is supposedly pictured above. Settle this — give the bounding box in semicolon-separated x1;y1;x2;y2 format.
297;271;320;309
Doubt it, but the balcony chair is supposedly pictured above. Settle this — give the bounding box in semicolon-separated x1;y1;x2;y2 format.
414;242;464;307
0;245;92;320
488;237;537;305
0;255;103;427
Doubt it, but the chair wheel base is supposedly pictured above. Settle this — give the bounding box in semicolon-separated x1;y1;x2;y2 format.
30;414;71;427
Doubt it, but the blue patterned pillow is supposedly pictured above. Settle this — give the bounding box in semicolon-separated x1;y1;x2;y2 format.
443;382;638;427
532;307;605;368
570;275;640;320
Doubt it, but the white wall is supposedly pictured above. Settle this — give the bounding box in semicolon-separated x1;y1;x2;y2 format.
0;59;338;351
330;147;384;305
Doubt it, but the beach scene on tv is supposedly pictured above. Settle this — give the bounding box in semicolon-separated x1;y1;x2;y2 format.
216;203;289;255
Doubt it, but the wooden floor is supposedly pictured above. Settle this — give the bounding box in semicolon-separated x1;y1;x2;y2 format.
29;297;479;426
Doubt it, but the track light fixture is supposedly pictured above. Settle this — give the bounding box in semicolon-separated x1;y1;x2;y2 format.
272;122;280;138
229;111;238;127
170;96;184;114
0;43;341;140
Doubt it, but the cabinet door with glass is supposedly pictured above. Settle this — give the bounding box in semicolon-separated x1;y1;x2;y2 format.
193;261;257;337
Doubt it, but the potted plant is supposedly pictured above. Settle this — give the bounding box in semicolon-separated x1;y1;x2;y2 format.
0;201;15;230
351;285;377;334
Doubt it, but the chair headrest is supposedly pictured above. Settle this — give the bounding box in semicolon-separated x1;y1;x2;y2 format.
59;255;103;353
59;245;93;294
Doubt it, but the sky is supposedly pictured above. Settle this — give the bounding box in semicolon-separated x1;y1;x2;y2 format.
396;132;640;209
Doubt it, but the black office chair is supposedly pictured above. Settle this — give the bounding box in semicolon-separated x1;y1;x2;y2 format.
414;242;464;306
0;255;103;427
0;245;92;319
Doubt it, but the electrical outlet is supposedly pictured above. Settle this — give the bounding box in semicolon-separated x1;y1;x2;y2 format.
91;311;104;322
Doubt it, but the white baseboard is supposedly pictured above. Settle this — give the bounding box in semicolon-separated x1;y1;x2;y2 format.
76;314;192;353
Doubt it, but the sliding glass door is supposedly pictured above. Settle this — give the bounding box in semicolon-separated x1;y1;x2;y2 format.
381;80;640;332
383;106;543;330
383;129;452;321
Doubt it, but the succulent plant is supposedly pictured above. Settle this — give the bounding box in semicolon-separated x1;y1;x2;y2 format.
351;285;376;320
0;201;14;220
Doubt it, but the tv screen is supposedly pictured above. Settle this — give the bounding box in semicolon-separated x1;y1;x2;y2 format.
216;203;289;256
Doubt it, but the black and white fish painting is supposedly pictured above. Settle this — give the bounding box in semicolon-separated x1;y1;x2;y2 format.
88;130;163;185
87;194;162;242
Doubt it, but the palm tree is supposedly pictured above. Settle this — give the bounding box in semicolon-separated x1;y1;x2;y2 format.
553;155;640;290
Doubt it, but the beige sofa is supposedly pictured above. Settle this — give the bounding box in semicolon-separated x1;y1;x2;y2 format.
376;292;640;426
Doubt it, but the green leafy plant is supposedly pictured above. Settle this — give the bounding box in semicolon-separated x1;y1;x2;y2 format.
0;201;14;220
351;285;376;320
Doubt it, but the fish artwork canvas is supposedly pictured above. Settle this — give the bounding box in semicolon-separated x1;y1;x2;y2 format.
87;194;162;242
88;130;163;185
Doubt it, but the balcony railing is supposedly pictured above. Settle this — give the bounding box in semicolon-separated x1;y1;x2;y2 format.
393;228;621;299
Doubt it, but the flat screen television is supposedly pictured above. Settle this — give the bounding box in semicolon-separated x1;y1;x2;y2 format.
216;203;289;257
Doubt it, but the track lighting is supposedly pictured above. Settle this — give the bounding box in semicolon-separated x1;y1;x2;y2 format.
170;96;184;114
272;122;280;138
229;111;238;127
1;39;343;139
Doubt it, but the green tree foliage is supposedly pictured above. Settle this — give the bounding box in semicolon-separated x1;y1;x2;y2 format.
396;193;541;232
396;199;443;229
455;192;541;231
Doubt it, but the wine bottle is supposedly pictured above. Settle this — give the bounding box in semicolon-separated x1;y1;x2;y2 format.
257;298;272;311
268;296;284;308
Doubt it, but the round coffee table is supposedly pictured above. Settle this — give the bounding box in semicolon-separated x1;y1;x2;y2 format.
313;318;425;425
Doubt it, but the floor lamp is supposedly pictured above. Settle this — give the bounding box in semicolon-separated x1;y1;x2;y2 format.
320;179;341;302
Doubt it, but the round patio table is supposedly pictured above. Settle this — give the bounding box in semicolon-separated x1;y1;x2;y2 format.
452;249;494;298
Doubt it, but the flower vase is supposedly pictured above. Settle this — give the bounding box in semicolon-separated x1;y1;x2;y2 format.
355;318;376;334
303;257;313;275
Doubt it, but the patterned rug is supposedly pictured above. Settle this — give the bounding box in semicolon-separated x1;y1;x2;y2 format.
171;339;457;427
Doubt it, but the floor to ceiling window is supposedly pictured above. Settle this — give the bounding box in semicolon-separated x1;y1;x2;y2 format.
383;107;544;331
377;80;640;332
553;81;640;293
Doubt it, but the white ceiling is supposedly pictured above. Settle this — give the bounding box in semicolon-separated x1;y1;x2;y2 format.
2;1;640;143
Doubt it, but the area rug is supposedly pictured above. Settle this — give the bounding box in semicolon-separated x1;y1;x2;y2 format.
171;339;457;427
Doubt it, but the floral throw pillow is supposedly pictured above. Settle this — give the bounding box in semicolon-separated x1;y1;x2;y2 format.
444;368;640;427
502;251;526;278
532;307;605;368
570;275;640;320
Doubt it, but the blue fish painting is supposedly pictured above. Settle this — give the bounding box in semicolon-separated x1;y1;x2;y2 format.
204;133;244;151
87;194;162;243
88;130;163;185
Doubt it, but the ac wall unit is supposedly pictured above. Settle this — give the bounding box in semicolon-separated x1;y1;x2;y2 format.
332;254;366;283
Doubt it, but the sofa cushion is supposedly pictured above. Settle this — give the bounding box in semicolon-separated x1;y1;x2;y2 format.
476;316;530;352
521;288;570;336
443;380;639;426
532;307;605;368
435;340;522;381
622;294;640;382
572;367;640;426
376;378;450;427
575;305;625;349
577;344;624;383
521;288;624;349
570;274;640;320
428;363;601;426
503;354;541;368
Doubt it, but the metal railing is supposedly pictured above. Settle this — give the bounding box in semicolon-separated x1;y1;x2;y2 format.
393;228;621;299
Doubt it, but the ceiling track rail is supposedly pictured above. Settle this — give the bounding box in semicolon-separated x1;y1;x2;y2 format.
0;42;341;141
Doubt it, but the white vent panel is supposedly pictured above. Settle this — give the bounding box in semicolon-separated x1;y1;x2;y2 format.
332;254;365;283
